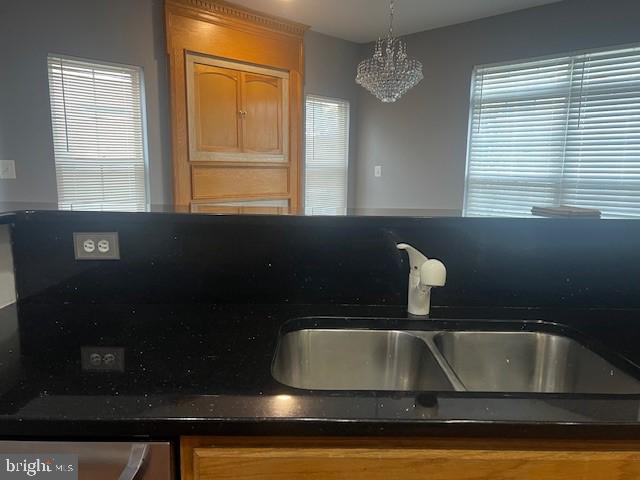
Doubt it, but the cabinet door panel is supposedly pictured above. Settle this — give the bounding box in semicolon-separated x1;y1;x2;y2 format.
192;165;289;199
192;447;640;480
242;73;282;154
183;438;640;480
191;199;289;215
194;64;241;152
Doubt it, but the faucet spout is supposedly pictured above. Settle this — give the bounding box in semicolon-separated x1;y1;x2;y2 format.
396;243;428;274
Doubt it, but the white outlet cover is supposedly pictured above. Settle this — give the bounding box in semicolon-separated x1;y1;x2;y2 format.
374;165;382;177
0;160;16;179
73;232;120;260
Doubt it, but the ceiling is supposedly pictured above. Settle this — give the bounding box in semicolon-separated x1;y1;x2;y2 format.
228;0;563;43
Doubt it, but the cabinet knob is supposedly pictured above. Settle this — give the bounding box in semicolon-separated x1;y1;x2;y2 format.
239;110;247;117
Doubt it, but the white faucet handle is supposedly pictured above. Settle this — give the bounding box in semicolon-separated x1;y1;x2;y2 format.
421;259;446;287
396;243;428;275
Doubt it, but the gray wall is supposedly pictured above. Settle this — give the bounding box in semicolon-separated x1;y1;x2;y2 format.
303;30;361;208
0;0;172;205
354;0;640;210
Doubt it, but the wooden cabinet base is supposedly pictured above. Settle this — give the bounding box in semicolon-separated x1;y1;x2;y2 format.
181;436;640;480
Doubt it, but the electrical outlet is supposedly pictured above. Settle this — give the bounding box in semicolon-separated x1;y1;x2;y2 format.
374;165;382;177
73;232;120;260
0;160;16;179
81;346;125;372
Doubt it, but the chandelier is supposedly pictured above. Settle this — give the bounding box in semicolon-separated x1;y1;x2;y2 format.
356;0;423;103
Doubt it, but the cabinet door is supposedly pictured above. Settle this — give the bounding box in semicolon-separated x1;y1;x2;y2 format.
192;64;242;153
182;437;640;480
241;72;284;154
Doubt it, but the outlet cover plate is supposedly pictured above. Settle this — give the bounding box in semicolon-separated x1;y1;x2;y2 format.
73;232;120;260
81;346;125;372
0;160;16;179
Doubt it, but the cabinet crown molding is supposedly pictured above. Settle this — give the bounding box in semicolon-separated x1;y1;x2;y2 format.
167;0;309;37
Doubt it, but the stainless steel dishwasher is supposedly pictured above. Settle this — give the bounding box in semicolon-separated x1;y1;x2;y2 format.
0;441;172;479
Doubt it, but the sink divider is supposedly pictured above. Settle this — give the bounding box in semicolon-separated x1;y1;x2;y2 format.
410;332;468;392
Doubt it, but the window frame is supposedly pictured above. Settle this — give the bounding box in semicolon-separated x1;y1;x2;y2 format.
47;53;150;211
304;93;351;216
463;42;640;218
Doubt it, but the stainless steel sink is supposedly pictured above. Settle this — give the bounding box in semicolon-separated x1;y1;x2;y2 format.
271;329;454;391
432;331;640;394
272;325;640;394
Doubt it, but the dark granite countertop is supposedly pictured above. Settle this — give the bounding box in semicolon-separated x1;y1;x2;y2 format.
2;302;640;439
0;205;462;218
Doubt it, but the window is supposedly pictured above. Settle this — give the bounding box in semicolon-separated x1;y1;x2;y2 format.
47;55;148;211
465;45;640;219
305;95;350;215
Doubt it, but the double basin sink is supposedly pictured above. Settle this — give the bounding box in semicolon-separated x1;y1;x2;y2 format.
272;321;640;394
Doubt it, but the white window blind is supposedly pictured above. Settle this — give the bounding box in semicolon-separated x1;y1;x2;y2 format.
465;45;640;218
47;55;148;211
305;95;350;215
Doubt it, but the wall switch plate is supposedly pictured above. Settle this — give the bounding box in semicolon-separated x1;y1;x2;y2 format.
81;346;125;372
0;160;16;179
73;232;120;260
374;165;382;177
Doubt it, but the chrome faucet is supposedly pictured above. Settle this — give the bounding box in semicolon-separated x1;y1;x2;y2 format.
397;243;446;316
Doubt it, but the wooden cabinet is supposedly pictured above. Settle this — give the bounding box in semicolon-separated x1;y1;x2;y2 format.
165;0;306;213
181;437;640;480
189;60;287;160
182;55;291;213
